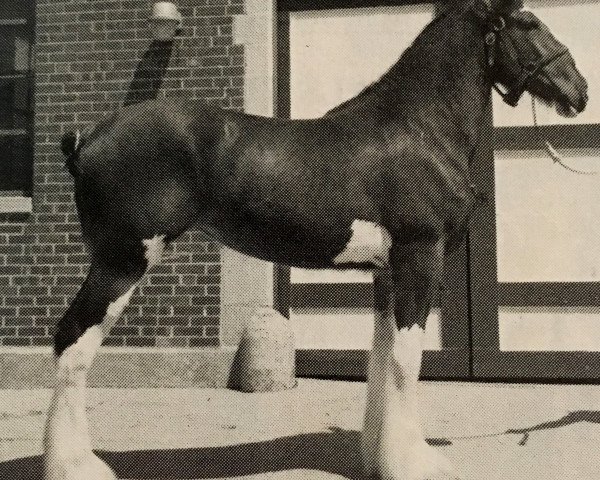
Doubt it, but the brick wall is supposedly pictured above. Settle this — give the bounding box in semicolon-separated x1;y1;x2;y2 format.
0;0;245;348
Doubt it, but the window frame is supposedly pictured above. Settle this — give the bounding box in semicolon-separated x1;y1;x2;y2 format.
0;2;35;205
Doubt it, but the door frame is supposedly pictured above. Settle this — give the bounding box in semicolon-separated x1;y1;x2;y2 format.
275;0;471;380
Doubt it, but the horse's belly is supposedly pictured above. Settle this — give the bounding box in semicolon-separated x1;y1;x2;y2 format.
200;208;371;269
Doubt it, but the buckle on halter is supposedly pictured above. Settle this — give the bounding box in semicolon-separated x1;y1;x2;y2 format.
485;32;497;67
492;16;506;31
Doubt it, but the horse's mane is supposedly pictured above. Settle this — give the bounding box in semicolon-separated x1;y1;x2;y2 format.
323;5;463;116
324;0;523;117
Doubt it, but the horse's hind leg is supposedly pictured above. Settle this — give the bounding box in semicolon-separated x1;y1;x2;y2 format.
44;236;164;480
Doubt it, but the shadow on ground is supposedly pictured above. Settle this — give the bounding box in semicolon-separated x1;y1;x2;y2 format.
431;409;600;447
0;428;362;480
4;412;600;479
0;428;454;480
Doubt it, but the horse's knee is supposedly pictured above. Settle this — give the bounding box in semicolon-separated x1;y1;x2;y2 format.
388;240;444;330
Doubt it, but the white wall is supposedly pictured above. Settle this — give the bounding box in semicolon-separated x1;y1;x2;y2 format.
495;150;600;283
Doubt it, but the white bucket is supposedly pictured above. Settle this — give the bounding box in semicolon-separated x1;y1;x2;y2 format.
149;2;182;40
150;2;182;22
228;308;297;392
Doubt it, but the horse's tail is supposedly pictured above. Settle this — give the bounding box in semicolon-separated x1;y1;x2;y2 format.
61;130;85;177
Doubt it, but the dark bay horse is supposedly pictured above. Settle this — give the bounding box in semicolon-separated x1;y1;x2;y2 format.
45;0;587;479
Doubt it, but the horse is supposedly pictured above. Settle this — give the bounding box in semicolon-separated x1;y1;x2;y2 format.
44;0;588;478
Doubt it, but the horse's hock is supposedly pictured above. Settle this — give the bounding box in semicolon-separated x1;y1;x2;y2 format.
228;308;297;392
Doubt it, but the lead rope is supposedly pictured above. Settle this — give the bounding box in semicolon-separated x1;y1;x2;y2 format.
531;96;597;175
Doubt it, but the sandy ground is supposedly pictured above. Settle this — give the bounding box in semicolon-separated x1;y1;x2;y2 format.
2;379;600;479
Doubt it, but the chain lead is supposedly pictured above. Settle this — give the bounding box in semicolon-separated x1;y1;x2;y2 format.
532;97;597;175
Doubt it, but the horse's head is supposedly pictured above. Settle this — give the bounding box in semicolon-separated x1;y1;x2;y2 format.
474;0;588;116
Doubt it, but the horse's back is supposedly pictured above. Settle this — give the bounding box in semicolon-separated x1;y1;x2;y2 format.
70;99;350;254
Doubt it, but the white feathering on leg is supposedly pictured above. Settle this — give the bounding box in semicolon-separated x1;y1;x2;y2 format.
44;286;137;480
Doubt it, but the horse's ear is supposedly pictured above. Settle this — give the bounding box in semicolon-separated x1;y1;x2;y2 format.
491;0;524;13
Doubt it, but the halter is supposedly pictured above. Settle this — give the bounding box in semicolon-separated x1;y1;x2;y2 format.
480;12;596;175
484;15;570;107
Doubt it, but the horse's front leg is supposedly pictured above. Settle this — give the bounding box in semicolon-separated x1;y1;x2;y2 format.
362;240;459;480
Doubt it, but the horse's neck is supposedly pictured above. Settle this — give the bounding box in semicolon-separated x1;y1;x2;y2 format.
335;11;491;156
391;12;489;139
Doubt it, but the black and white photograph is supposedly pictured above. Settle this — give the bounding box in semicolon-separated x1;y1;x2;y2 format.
0;0;599;479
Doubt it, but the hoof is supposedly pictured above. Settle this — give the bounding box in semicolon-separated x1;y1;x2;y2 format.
365;441;461;480
44;451;117;480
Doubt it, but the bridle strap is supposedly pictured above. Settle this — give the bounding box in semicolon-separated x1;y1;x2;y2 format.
477;11;594;175
484;15;570;107
497;47;569;106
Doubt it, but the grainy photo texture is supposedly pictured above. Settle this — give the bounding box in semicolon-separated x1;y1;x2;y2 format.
0;0;598;479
